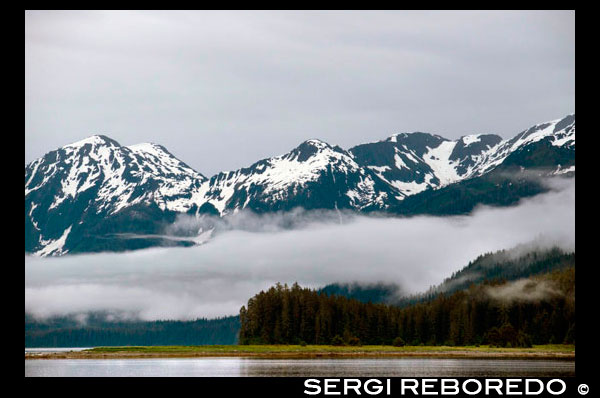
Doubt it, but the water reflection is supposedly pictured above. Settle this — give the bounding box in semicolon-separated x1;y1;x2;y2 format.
25;357;575;377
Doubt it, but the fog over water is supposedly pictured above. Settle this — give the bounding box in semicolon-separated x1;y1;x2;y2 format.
25;178;574;321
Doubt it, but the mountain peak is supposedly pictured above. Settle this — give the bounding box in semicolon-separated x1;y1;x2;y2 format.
385;131;447;144
26;114;575;256
301;138;330;149
553;113;575;133
126;142;204;178
64;135;121;149
127;142;170;155
457;134;503;148
289;139;337;162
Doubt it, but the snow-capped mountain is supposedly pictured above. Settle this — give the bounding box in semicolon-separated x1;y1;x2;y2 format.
193;139;394;216
350;132;503;199
25;135;206;255
469;113;575;175
349;113;574;199
25;114;575;256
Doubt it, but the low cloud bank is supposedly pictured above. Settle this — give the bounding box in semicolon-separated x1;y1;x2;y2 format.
164;207;356;237
25;178;574;321
485;278;563;303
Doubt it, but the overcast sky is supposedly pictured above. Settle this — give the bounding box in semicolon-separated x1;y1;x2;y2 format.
25;10;574;176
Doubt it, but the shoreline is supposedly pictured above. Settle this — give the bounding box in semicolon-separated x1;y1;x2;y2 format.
25;345;575;360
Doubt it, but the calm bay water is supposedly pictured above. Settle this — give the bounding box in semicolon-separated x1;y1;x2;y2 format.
25;347;91;354
25;357;575;377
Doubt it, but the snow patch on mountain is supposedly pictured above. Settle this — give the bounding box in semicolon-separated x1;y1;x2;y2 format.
35;225;72;257
193;139;389;215
367;165;392;173
389;179;430;197
394;152;408;170
469;114;575;177
461;134;482;147
422;141;461;186
553;165;575;175
25;114;575;256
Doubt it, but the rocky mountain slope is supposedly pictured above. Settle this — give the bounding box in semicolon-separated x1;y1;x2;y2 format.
25;114;575;255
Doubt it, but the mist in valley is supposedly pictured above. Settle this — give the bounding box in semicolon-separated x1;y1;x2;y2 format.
25;178;574;321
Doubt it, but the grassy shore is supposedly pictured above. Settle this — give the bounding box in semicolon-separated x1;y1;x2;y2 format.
25;344;575;360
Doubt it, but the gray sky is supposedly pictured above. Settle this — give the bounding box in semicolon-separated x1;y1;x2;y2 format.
25;10;574;176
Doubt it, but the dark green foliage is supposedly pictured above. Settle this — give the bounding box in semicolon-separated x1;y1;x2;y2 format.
392;337;405;347
392;170;548;216
496;139;574;172
518;331;533;348
331;335;345;346
25;314;240;347
389;131;574;217
318;282;401;304
397;247;574;307
483;324;532;348
485;323;518;347
347;336;362;346
239;268;574;347
68;204;191;254
564;323;575;344
484;327;501;346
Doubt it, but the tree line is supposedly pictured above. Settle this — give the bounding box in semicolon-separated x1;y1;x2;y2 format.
25;314;240;347
315;249;573;309
397;248;574;307
239;267;574;347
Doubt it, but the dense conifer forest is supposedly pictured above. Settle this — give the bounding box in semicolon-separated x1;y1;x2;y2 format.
320;248;574;307
397;248;574;307
25;314;240;347
26;248;574;348
239;267;574;347
318;283;401;305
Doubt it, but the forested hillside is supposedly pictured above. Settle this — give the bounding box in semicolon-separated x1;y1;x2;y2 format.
239;267;574;347
318;247;573;307
25;314;240;347
27;248;574;348
318;282;401;304
392;170;548;216
398;247;574;307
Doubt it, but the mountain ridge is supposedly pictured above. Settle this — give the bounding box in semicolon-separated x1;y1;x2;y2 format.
25;113;575;256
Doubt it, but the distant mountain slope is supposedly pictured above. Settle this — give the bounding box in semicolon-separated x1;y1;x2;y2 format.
25;246;575;347
193;139;396;215
25;135;206;255
350;132;503;199
317;246;574;307
25;313;240;347
472;113;575;176
397;246;575;307
239;266;575;346
391;115;575;216
25;114;575;255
